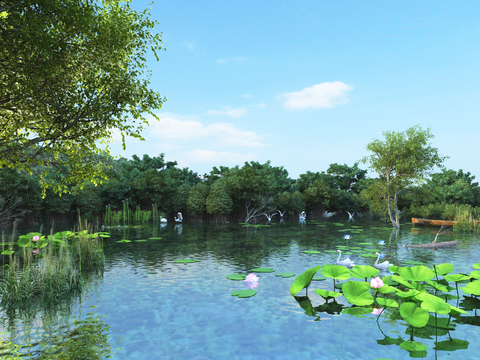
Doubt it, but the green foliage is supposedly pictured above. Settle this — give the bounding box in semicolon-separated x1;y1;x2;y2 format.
73;182;103;219
276;191;291;211
174;183;192;212
1;0;166;194
289;265;321;296
362;125;448;227
289;191;306;213
206;180;233;214
187;183;210;214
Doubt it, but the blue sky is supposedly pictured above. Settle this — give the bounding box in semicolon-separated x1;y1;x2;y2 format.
109;0;480;180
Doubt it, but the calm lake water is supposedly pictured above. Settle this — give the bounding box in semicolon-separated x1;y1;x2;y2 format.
1;219;480;359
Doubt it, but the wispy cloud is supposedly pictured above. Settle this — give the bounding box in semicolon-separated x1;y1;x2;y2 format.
150;114;265;147
216;56;247;64
253;103;267;108
182;149;257;163
206;106;247;118
283;81;353;109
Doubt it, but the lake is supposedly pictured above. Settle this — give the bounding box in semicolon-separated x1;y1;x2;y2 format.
1;219;480;359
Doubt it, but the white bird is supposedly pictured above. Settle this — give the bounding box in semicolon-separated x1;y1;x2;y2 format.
277;210;286;218
160;216;167;223
336;250;355;267
378;240;385;245
344;234;351;240
347;211;354;220
299;211;307;221
101;225;105;231
263;213;276;222
374;252;391;270
174;212;183;223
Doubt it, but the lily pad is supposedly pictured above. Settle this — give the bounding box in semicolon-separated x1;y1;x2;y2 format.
432;263;454;276
226;274;247;281
321;264;351;281
117;239;131;243
231;290;257;298
174;259;198;263
342;307;372;318
444;274;472;283
397;266;435;282
303;250;321;254
290;265;321;296
250;268;274;273
421;301;451;315
134;239;148;242
275;272;295;278
434;339;469;351
1;250;14;255
461;281;480;296
342;281;374;306
349;265;379;280
314;288;342;301
400;340;429;351
470;270;480;279
376;297;399;308
399;302;429;328
358;242;373;245
312;275;326;281
473;263;480;269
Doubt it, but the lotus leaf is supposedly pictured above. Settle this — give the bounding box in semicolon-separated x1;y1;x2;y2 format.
342;281;374;306
148;237;162;240
312;275;326;281
426;280;449;292
342;307;372;318
349;265;379;280
397;265;434;282
444;274;471;283
432;263;454;275
321;265;351;281
474;263;480;269
226;274;247;281
427;316;456;329
231;290;256;298
324;250;337;253
376;284;397;294
396;289;421;298
447;304;468;315
275;272;295;278
376;297;398;308
1;250;14;255
434;339;469;351
470;270;480;279
361;254;378;258
134;240;147;242
381;275;398;286
99;234;110;238
16;235;31;248
376;336;404;346
357;242;373;245
363;248;381;253
421;301;451;315
117;239;131;243
303;250;321;254
461;281;480;296
400;340;429;351
388;265;401;274
314;289;341;301
399;303;429;328
391;275;416;289
250;268;274;273
174;259;198;263
413;292;445;304
289;265;321;296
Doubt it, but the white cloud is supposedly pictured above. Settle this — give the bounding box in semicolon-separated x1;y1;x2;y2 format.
216;56;247;64
283;81;354;109
206;106;247;118
183;149;257;163
150;114;265;147
253;103;267;108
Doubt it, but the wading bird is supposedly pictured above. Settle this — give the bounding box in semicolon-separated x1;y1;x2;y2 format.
374;252;391;270
336;250;355;267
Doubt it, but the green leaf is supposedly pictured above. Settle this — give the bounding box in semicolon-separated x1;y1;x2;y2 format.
444;274;471;283
231;290;256;298
226;274;247;281
399;303;429;328
473;263;480;269
432;263;454;275
342;281;374;306
312;275;326;281
376;284;397;294
400;340;429;351
470;270;480;279
421;301;451;315
349;265;379;280
290;265;321;296
1;250;14;255
303;250;321;254
321;264;351;281
395;289;421;298
16;235;31;248
148;237;162;240
434;339;469;351
275;272;295;278
461;280;480;296
397;265;435;282
134;239;147;242
376;297;399;308
391;275;416;289
117;239;131;243
250;268;274;273
174;259;198;263
342;307;372;318
314;289;342;301
426;280;449;292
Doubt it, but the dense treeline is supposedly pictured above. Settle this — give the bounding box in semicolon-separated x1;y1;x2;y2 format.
1;152;480;227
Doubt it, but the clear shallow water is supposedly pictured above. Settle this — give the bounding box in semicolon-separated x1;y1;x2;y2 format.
2;219;480;359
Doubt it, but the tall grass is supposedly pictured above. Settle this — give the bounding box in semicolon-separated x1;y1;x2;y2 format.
0;216;104;309
454;205;480;232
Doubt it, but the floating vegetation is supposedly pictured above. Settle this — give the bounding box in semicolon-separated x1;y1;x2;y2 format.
148;237;162;240
231;289;256;298
250;267;274;273
275;272;295;278
117;239;131;243
226;274;247;281
303;250;321;254
174;259;198;263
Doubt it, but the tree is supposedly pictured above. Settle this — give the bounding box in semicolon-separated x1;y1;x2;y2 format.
362;125;448;228
0;0;165;194
206;180;233;214
187;183;210;214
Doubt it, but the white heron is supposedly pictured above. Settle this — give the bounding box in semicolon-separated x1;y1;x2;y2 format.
344;234;351;240
277;210;286;218
336;250;355;267
101;225;105;231
347;211;354;220
174;212;183;223
374;252;391;270
160;216;167;223
299;211;307;221
263;213;276;222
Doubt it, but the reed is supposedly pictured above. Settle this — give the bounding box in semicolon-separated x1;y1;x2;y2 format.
454;205;480;232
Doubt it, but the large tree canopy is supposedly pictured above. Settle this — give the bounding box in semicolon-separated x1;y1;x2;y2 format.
362;125;447;228
0;0;165;194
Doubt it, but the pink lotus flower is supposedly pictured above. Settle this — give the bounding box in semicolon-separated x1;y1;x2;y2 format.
243;273;259;289
32;249;39;255
371;308;384;315
370;276;384;289
32;236;40;242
